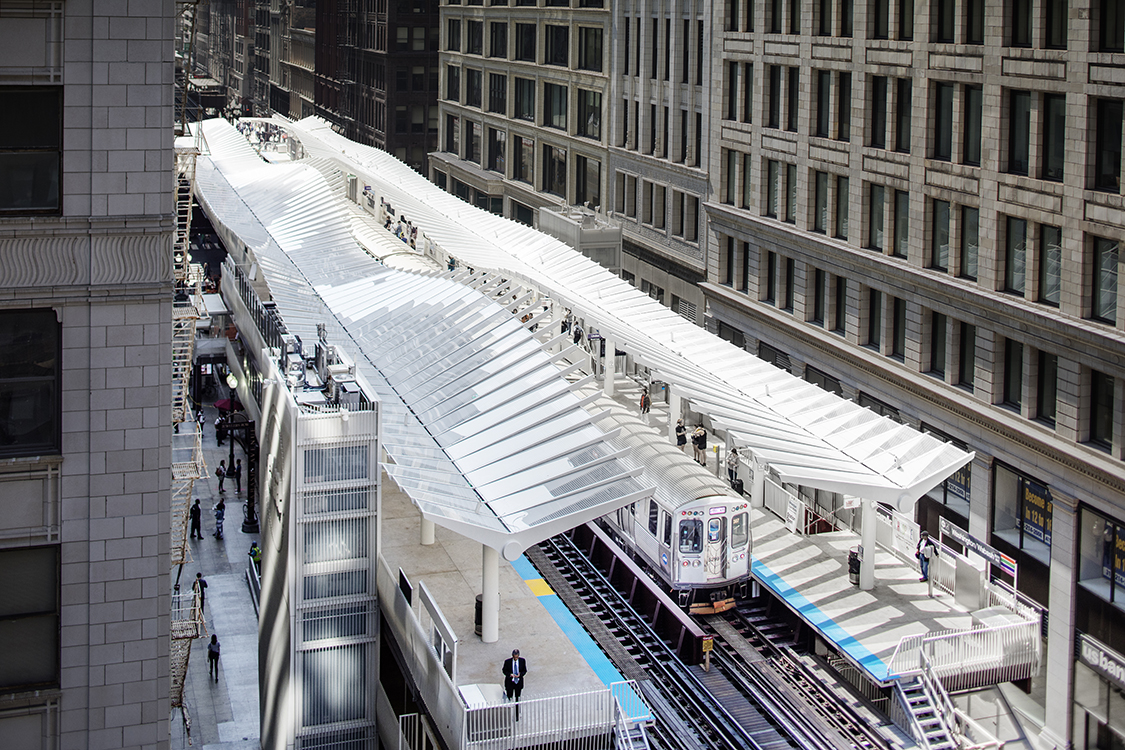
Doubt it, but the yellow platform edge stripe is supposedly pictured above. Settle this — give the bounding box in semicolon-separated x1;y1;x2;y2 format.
525;578;554;597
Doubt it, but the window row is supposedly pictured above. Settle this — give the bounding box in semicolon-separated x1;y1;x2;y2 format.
447;0;605;7
613;173;701;242
619;101;703;168
445;19;604;71
717;242;1120;449
723;0;1125;50
620;16;706;86
446;69;603;140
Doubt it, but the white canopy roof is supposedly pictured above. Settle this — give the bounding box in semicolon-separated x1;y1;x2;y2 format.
278;117;973;512
193;119;652;559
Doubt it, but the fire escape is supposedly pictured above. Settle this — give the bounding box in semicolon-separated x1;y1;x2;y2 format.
171;2;209;736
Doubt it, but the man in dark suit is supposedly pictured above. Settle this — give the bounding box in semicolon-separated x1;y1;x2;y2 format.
502;649;527;716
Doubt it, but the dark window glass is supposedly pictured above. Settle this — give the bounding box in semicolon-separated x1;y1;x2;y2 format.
869;184;885;250
1103;0;1125;51
489;21;507;57
837;73;851;141
1046;0;1068;47
467;21;483;54
1092;237;1119;324
1037;351;1058;425
966;0;984;42
899;0;914;39
932;199;950;269
1004;338;1024;408
487;127;506;173
768;66;782;128
0;309;61;456
447;19;461;51
1091;370;1115;447
446;65;460;101
0;546;59;689
575;154;600;207
578;27;603;71
961;206;979;279
893;190;909;257
515;24;536;61
513;78;535;120
543;144;566;197
1039;226;1062;306
1095;99;1123;192
814;171;829;232
1042;94;1065;181
785;164;797;223
964;85;983;165
820;0;834;34
931;311;947;375
765;251;778;302
1008;90;1030;175
835;175;850;239
871;76;887;148
578;89;601;139
842;0;855;35
934;83;954;160
1012;0;1031;45
545;25;568;66
488;73;507;114
834;276;848;334
816;71;831;137
868;289;883;347
959;322;976;388
891;297;906;359
0;88;61;213
813;268;827;323
766;160;780;217
465;68;482;108
544;83;568;130
1005;217;1027;295
873;0;890;37
936;0;955;41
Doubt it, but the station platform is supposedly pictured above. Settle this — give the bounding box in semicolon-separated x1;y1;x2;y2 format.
380;470;628;700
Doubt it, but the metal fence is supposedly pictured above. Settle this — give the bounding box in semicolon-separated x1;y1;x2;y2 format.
887;618;1041;690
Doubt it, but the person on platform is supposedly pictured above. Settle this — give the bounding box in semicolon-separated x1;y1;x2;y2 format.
726;446;740;482
692;427;707;466
916;531;937;582
502;648;528;717
675;419;687;452
189;499;203;540
639;388;651;415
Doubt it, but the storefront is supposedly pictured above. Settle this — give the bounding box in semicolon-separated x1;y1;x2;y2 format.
1075;634;1125;749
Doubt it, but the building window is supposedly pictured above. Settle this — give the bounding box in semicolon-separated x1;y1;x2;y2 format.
515;23;536;61
1011;0;1032;46
514;135;533;183
1039;225;1062;306
815;71;831;138
893;190;909;257
814;171;828;233
1091;236;1119;324
868;184;885;251
1041;94;1065;181
959;322;976;389
895;78;912;153
935;0;955;40
785;164;797;223
467;21;483;55
466;68;482;108
1046;0;1068;47
1090;370;1115;448
488;73;507;114
931;199;950;270
933;82;954;161
1102;0;1125;50
764;251;778;303
806;366;843;395
466;121;481;163
513;77;535;121
868;289;883;348
1094;99;1123;193
1077;506;1125;606
834;276;848;335
766;160;780;218
447;18;461;51
870;76;887;148
858;392;900;421
782;257;796;310
575;155;600;208
0;546;59;690
543;144;566;197
1004;216;1027;296
1008;89;1031;175
960;206;979;280
891;296;906;359
872;0;890;37
812;268;827;324
835;175;849;239
487;128;505;173
931;311;947;375
578;27;603;71
768;66;782;128
837;73;852;141
446;65;460;101
993;462;1052;563
577;89;601;140
1004;338;1023;409
489;21;507;57
1037;350;1058;426
0;309;61;456
445;115;459;153
545;25;569;66
964;85;983;165
544;83;567;130
787;68;800;132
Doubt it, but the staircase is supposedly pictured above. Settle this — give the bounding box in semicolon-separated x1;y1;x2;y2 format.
898;678;956;750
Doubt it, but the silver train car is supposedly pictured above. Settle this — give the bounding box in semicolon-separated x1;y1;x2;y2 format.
589;393;751;614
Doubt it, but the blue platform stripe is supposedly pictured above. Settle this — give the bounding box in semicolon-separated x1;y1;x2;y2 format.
752;556;889;681
511;556;652;722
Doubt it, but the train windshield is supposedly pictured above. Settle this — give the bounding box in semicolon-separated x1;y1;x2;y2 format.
731;513;748;548
678;519;702;553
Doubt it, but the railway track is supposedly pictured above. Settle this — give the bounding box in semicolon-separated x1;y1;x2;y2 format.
531;534;789;750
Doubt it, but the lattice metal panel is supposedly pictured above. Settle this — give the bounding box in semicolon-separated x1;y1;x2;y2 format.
171;423;205;568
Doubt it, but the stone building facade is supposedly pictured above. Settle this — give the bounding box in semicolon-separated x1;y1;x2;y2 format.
0;2;174;749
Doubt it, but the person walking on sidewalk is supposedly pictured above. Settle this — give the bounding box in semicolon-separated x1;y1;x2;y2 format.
207;634;221;682
215;460;226;492
213;499;226;540
189;499;202;540
232;459;242;495
192;572;208;614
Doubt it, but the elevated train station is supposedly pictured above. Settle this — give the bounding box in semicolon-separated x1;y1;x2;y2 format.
188;116;1045;750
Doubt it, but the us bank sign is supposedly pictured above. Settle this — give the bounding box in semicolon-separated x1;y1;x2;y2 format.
1079;633;1125;689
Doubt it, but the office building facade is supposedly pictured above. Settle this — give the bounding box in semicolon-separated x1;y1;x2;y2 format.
0;1;174;749
705;2;1125;748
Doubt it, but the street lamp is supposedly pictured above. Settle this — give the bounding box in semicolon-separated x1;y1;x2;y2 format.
225;371;238;391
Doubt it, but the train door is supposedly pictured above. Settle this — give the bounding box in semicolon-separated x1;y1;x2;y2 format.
704;516;727;578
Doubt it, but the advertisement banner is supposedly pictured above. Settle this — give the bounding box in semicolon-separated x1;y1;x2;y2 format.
1022;479;1053;546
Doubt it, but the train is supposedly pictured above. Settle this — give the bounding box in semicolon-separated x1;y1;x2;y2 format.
588;392;752;614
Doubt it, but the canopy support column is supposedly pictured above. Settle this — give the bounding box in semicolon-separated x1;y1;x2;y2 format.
420;518;435;545
481;545;500;643
860;499;876;591
603;334;616;398
668;387;681;443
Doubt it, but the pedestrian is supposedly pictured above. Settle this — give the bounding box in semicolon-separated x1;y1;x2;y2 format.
726;446;740;482
639;388;651;415
215;415;225;446
675;419;687;452
249;542;262;574
502;648;528;717
192;572;208;614
215;460;226;492
207;634;220;682
232;459;242;495
189;498;202;540
197;409;205;435
214;499;226;540
692;427;707;465
916;531;937;582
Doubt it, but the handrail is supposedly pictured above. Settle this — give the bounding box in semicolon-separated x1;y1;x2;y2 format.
888;618;1041;679
920;652;1005;750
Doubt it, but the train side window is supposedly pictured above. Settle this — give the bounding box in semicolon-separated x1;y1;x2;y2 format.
708;518;723;542
679;519;703;553
662;513;672;546
732;513;748;548
648;500;659;535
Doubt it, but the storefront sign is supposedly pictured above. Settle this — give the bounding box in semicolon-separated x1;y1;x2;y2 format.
947;461;972;504
1079;634;1125;690
1022;479;1053;546
940;517;1017;576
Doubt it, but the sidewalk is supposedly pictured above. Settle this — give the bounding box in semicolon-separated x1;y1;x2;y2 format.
171;399;261;750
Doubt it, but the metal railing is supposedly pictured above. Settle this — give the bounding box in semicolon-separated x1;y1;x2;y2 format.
887;618;1041;689
763;477;797;524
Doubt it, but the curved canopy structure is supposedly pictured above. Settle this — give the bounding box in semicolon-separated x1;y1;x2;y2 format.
276;117;973;513
193;119;653;559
